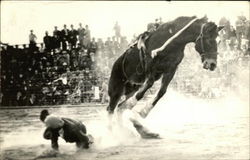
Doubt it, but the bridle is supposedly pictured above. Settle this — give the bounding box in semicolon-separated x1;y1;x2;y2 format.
195;23;218;60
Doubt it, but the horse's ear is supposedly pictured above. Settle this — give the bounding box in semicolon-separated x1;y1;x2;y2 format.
217;26;224;32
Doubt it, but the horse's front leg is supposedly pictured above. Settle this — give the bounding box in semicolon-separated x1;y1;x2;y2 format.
118;76;155;111
134;68;177;118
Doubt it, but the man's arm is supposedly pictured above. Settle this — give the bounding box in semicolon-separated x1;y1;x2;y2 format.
43;128;59;150
51;130;59;150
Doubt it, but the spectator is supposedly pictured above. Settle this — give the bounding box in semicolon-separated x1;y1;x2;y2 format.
245;20;250;54
69;25;78;49
104;37;112;48
97;38;104;50
88;37;98;55
40;43;45;52
147;22;155;32
235;14;247;50
78;23;86;48
83;25;91;48
43;31;52;52
100;78;108;104
154;18;160;29
111;36;120;56
29;30;37;50
53;26;61;49
158;17;163;25
120;36;128;51
113;21;121;41
70;49;79;71
227;26;237;50
79;49;92;70
219;17;231;38
61;24;69;50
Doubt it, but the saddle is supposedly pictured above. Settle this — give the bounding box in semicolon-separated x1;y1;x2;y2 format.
130;31;151;73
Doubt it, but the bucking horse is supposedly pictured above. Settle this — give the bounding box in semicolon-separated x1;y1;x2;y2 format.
107;16;223;138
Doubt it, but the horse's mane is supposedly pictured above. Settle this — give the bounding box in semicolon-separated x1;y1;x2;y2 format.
157;16;197;32
144;15;211;50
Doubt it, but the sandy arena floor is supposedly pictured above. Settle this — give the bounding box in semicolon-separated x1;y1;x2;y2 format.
0;90;249;160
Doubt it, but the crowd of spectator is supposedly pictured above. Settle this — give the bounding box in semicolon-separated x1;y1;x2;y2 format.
218;14;250;54
1;15;249;107
1;22;129;106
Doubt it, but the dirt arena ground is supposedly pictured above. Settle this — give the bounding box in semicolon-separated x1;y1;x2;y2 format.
0;89;249;160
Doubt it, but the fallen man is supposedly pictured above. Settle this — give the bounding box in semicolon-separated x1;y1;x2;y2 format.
40;109;93;150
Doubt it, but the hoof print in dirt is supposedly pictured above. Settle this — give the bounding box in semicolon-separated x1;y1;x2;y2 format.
34;150;59;159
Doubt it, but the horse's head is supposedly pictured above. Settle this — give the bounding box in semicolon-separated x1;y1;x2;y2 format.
195;21;224;71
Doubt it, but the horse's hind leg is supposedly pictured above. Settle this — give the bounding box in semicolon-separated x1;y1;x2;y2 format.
107;84;124;114
107;72;125;114
106;80;124;130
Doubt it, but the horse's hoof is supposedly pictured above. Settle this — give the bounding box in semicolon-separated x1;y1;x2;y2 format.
136;126;160;139
107;110;114;115
138;111;147;118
